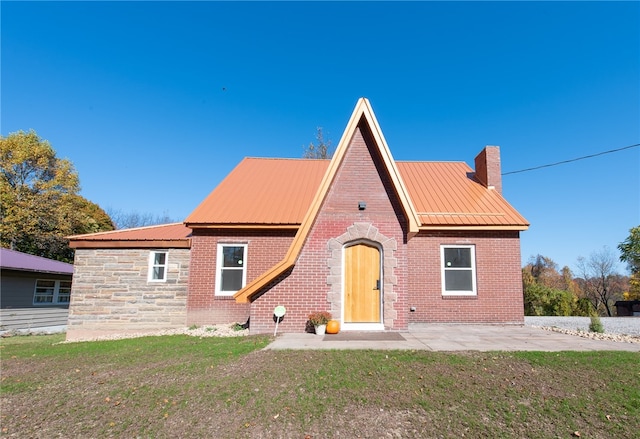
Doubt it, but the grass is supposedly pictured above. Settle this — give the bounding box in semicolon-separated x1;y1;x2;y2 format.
1;334;639;438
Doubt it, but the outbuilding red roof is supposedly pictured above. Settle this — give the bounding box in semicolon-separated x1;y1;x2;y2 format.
68;223;191;249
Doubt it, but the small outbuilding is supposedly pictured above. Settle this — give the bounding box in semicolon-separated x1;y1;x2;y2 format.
67;223;192;340
1;248;74;332
614;300;640;317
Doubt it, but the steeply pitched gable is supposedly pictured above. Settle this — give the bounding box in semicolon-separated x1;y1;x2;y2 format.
233;97;421;303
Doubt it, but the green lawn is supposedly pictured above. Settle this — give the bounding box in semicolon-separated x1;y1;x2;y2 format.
1;334;638;438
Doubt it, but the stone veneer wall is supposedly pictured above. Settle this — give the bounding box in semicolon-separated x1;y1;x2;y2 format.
66;248;190;340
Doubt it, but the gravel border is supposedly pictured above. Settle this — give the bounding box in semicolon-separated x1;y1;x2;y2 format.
524;316;640;336
0;324;249;343
525;316;640;344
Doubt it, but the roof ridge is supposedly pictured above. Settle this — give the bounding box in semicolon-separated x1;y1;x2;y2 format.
397;159;467;163
243;157;331;161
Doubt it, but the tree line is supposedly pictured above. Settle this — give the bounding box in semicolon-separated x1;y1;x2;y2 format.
523;228;640;317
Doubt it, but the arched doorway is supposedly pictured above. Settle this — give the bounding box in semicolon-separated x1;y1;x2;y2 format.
343;242;382;328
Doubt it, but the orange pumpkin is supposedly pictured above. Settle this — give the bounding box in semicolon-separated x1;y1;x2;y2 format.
326;320;340;334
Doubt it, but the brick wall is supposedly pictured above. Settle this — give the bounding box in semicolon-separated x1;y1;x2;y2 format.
248;123;409;334
67;248;190;340
407;230;524;324
186;229;294;326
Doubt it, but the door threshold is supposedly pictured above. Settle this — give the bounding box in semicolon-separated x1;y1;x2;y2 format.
341;323;385;331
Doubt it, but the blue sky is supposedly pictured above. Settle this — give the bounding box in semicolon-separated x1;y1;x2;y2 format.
2;1;639;273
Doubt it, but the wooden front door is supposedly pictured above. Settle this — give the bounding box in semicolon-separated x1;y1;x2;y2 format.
344;243;381;323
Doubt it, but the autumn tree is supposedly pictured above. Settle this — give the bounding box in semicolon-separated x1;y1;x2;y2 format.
524;255;564;290
522;254;589;316
618;226;640;300
302;127;332;159
523;255;580;293
0;130;114;262
575;246;625;316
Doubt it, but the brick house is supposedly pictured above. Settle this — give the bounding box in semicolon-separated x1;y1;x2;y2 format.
68;98;529;339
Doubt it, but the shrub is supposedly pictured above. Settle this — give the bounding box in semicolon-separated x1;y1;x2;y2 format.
589;315;604;333
523;284;575;316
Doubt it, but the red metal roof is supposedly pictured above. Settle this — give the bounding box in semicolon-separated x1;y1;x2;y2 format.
69;158;528;249
184;158;528;229
397;161;528;227
68;223;192;248
185;158;330;226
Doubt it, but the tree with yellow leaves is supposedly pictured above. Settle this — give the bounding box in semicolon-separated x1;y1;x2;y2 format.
1;130;114;262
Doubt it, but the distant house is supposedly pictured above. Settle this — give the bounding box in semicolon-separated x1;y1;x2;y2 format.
68;98;529;340
0;248;74;332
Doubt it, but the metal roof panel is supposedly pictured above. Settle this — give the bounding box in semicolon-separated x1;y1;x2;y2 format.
0;248;74;274
185;158;330;225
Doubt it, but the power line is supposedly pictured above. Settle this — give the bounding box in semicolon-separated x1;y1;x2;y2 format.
502;143;640;176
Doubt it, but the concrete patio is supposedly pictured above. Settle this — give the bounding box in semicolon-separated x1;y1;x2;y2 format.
265;324;640;352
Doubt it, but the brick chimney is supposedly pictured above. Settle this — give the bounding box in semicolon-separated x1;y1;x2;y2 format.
474;145;502;194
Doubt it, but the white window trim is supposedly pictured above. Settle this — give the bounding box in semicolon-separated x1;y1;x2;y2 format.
440;245;477;296
215;243;247;296
148;251;168;282
33;279;72;305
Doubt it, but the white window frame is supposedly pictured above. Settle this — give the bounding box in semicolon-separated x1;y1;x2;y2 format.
440;245;477;296
215;243;247;296
33;279;72;305
148;251;168;282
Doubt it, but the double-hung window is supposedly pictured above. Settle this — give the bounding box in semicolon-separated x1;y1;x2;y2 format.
148;251;168;282
33;279;72;305
441;245;477;296
216;244;247;296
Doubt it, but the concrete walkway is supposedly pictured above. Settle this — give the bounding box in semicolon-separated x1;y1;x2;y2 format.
265;324;640;352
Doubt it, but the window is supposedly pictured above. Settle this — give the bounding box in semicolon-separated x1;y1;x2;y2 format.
33;279;72;305
148;251;168;282
216;244;247;296
441;245;477;296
